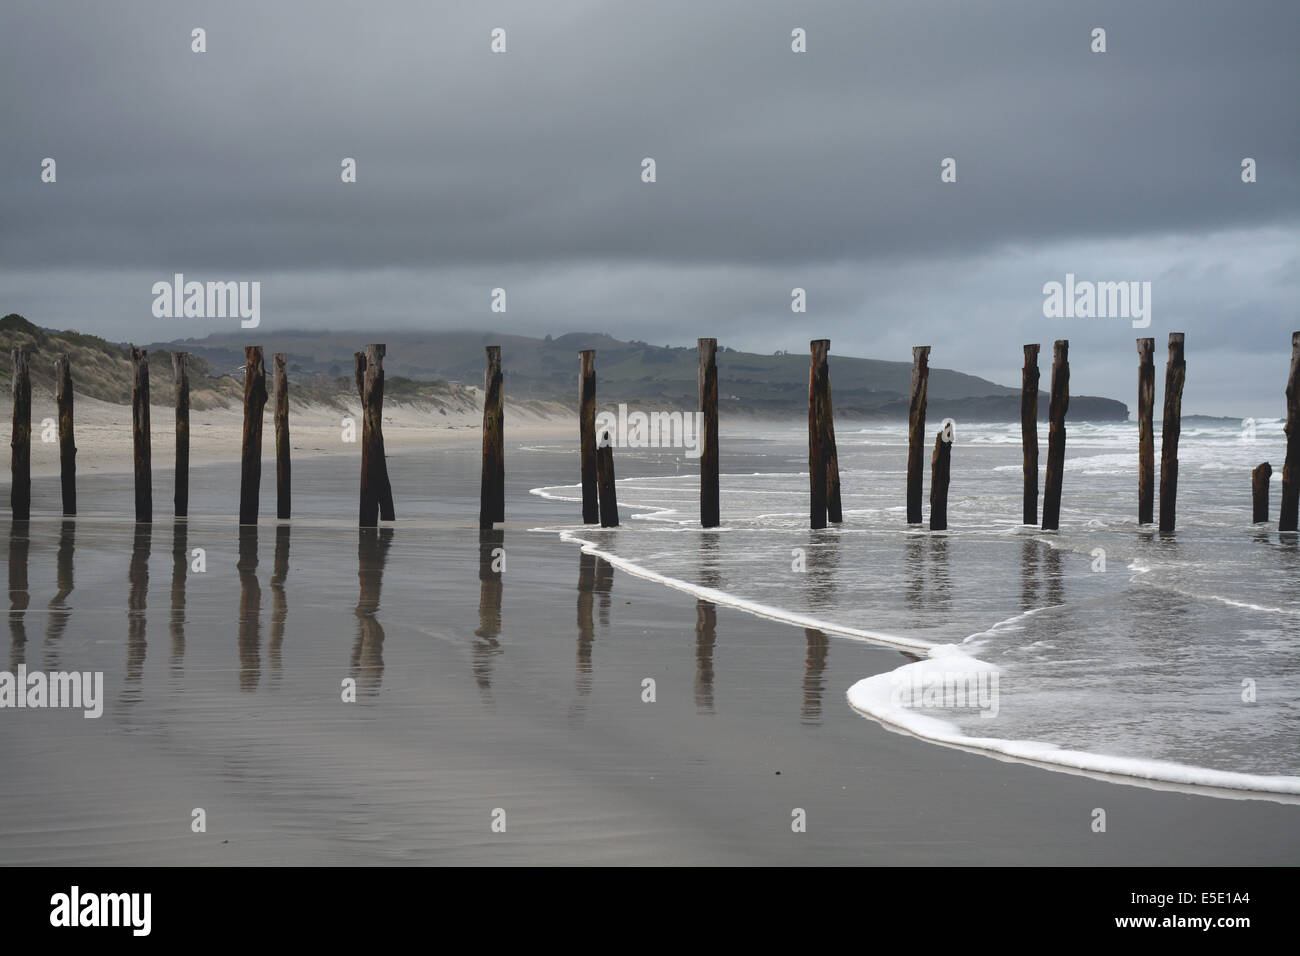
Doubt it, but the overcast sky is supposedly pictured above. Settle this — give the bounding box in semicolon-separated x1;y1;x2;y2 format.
2;0;1296;416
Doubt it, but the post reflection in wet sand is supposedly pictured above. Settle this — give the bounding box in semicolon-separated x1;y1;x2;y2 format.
576;550;595;700
125;524;150;696
170;520;187;671
351;526;392;697
474;528;504;694
1043;541;1064;607
236;526;261;692
269;524;290;681
573;549;614;718
903;532;951;621
1020;536;1040;612
801;628;829;724
928;535;951;613
8;521;29;668
805;531;840;612
43;520;76;670
904;533;924;618
699;530;723;590
694;599;716;714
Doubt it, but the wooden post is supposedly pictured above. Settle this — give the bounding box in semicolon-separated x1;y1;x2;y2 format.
579;350;598;524
172;352;189;518
1041;340;1069;531
238;346;267;526
823;346;842;524
698;338;720;528
1020;344;1039;525
274;353;290;520
1137;338;1155;525
53;354;76;516
906;346;930;524
479;345;504;529
929;420;954;531
1281;331;1300;533
808;340;829;529
1253;462;1272;524
354;348;394;524
1159;333;1186;534
806;340;843;526
357;344;394;527
10;349;31;521
130;346;151;523
596;427;619;528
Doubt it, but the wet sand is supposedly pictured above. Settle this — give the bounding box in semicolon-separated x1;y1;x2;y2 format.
2;444;1298;865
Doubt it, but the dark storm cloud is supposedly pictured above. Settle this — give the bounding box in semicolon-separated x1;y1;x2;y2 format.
0;0;1296;414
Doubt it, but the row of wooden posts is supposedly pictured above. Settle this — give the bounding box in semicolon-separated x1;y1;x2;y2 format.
8;332;1300;534
576;332;1299;534
9;344;394;527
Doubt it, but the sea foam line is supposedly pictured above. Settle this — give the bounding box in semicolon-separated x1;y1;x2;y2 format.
847;656;1300;801
530;522;934;653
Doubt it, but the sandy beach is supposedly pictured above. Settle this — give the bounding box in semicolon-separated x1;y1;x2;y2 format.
2;427;1298;865
18;389;574;480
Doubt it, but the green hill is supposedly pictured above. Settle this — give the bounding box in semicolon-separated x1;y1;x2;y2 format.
151;327;1130;421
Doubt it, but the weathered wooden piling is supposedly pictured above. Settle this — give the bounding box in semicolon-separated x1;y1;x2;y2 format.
698;338;720;528
354;347;394;524
1021;344;1039;525
1137;338;1155;525
1281;331;1300;533
274;352;290;520
1159;333;1186;533
929;419;954;531
906;346;931;524
10;349;31;521
479;345;504;529
130;346;151;523
1041;340;1069;531
1253;462;1272;524
238;346;268;526
579;350;598;524
808;340;830;529
54;354;76;516
172;352;189;517
823;347;842;524
596;428;619;528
